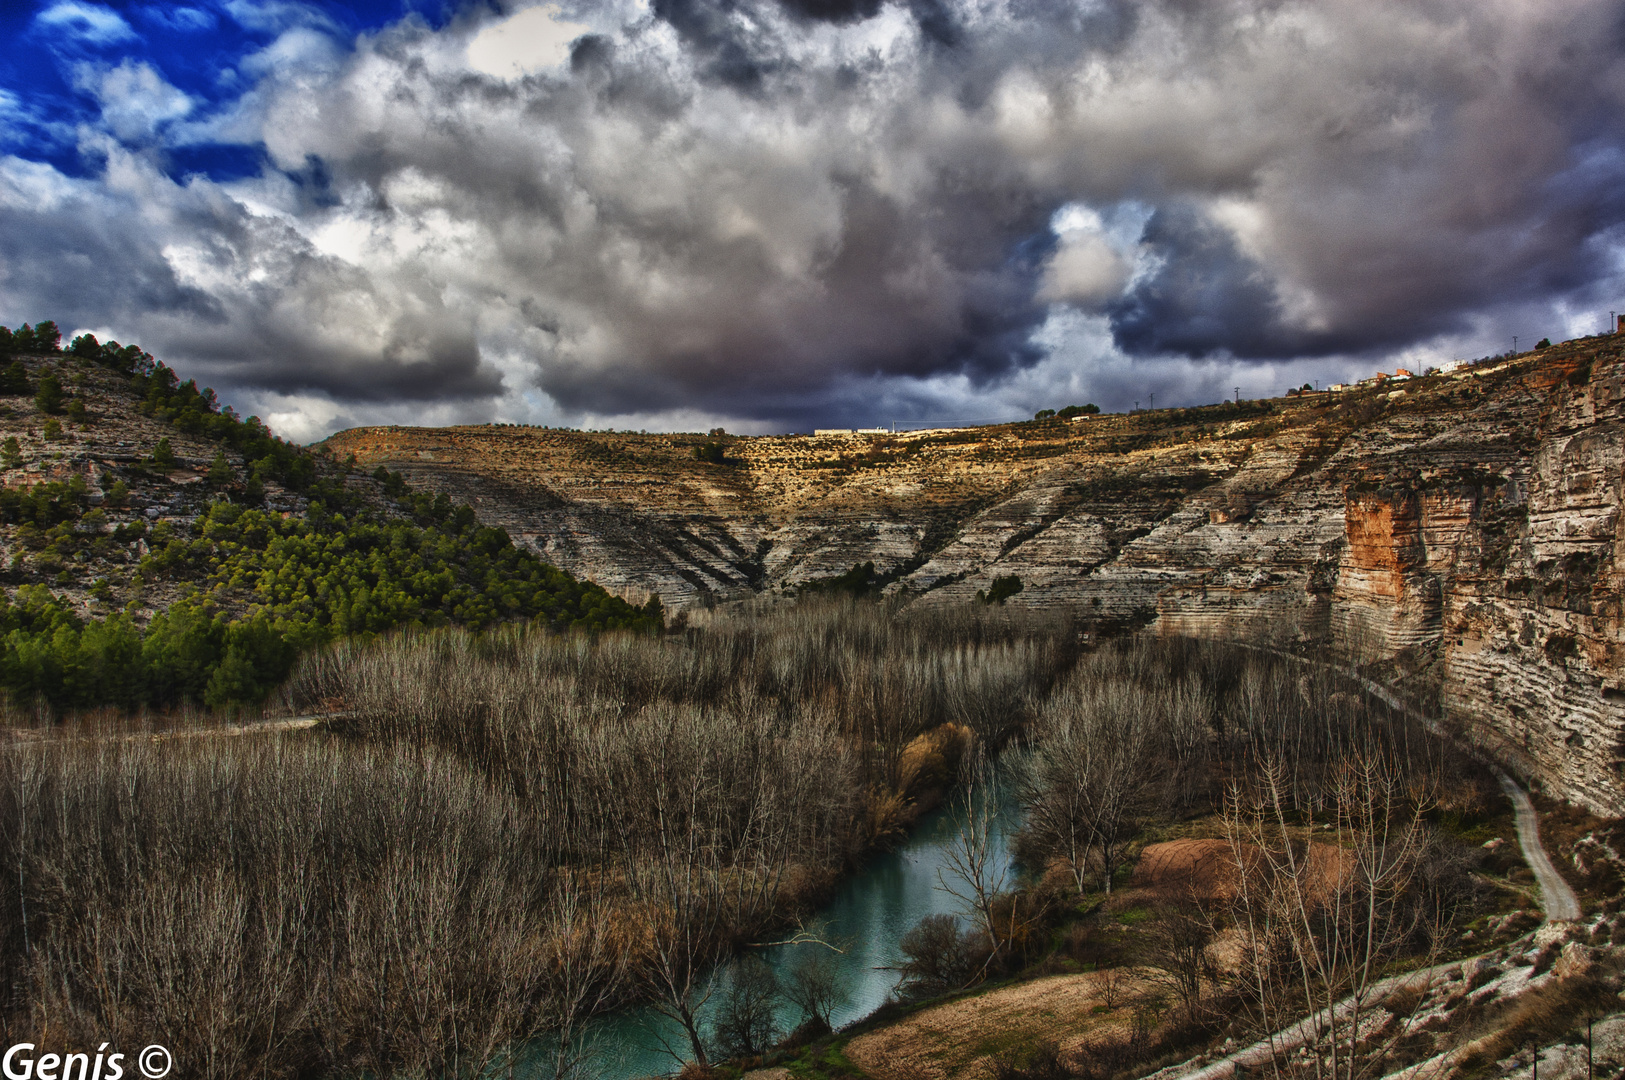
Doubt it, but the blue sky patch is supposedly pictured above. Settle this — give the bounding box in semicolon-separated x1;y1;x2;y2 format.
0;0;456;180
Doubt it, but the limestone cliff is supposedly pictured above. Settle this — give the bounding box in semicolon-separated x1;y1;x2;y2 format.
322;339;1625;814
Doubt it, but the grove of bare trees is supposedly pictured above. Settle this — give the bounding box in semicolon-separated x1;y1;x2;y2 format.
1000;636;1497;1080
1;603;1503;1079
1;598;1077;1077
1012;637;1479;901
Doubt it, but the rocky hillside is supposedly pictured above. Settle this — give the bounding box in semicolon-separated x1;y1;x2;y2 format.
0;331;656;711
322;337;1625;815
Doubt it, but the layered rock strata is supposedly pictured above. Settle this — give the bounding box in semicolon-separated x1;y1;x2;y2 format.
323;340;1625;813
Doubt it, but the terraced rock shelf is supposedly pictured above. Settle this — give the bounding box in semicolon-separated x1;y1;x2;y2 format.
323;337;1625;816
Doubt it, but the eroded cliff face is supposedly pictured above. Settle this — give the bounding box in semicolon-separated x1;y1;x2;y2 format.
322;340;1625;813
1437;352;1625;814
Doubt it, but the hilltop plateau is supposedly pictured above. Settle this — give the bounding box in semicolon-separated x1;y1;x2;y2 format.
324;338;1625;814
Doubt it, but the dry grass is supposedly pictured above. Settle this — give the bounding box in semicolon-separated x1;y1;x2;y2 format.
1130;839;1353;905
845;970;1156;1080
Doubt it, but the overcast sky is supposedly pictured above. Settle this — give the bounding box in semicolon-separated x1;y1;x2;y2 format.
1;0;1623;440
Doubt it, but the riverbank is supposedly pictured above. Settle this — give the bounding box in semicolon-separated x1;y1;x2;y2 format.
729;763;1617;1080
1;601;1077;1078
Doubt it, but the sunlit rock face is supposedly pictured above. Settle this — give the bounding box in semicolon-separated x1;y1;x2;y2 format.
323;341;1625;812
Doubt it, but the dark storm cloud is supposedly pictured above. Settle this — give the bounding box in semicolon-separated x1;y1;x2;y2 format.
650;0;787;90
775;0;883;24
1109;203;1357;360
524;171;1051;418
4;0;1625;438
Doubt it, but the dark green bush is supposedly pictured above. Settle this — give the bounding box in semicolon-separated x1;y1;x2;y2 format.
149;436;177;470
0;363;29;397
33;373;62;415
977;574;1023;605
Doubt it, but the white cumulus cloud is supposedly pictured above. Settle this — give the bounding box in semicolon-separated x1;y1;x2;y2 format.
33;1;138;46
466;4;592;79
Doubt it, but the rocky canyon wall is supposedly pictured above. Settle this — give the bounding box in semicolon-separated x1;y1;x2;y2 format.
323;340;1625;814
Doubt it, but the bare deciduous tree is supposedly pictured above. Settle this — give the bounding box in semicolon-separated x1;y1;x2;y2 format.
938;750;1012;965
1222;750;1439;1080
1144;901;1217;1020
711;955;782;1060
1016;675;1155;895
784;945;843;1034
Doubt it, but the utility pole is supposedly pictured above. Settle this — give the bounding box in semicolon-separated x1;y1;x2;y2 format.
1149;393;1154;410
1234;387;1240;404
1134;400;1139;411
1513;335;1519;354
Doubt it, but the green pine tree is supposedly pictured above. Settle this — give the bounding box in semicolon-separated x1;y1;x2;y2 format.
0;361;29;396
151;437;178;470
34;373;63;415
208;451;234;488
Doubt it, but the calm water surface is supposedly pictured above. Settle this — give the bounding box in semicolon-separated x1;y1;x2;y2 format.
573;789;1020;1077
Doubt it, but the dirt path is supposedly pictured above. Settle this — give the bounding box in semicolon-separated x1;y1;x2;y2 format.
1496;769;1581;921
1149;956;1461;1080
1139;655;1581;1080
1235;644;1577;925
1341;670;1578;923
4;714;329;745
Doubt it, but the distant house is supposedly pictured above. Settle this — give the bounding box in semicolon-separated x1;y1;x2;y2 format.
1391;368;1414;380
813;428;853;436
1329;383;1348;392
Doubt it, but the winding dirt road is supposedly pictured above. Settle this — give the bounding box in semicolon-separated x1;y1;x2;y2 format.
1347;668;1579;921
1158;761;1576;1080
1496;768;1581;921
1144;656;1582;1080
1239;644;1580;925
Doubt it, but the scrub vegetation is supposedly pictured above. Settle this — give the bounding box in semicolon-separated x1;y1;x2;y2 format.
0;323;658;714
830;639;1530;1080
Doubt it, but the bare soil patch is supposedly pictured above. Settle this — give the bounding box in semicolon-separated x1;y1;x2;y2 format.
1131;839;1241;901
1131;838;1352;904
845;970;1148;1080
